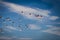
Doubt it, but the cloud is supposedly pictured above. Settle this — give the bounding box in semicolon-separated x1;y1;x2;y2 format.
28;24;41;30
51;22;60;24
2;2;50;20
0;36;32;40
0;36;12;39
43;25;60;36
49;16;59;20
4;26;22;32
46;25;53;27
6;26;17;30
19;38;32;40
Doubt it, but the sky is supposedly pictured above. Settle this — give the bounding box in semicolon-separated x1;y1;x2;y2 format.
0;0;60;40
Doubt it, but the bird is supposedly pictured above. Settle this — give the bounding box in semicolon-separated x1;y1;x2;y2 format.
34;14;43;18
29;13;31;15
12;21;15;23
3;20;5;22
39;15;43;17
0;16;2;18
25;24;29;28
18;25;21;27
35;14;39;17
21;11;23;13
0;28;3;32
6;17;11;21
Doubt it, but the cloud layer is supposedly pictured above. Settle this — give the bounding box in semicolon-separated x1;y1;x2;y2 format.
0;36;32;40
2;2;51;20
0;1;60;37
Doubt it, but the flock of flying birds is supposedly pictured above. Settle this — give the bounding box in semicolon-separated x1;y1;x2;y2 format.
0;11;43;33
21;11;43;18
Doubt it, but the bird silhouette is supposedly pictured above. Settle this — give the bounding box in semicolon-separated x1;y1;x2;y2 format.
0;16;2;18
0;28;3;32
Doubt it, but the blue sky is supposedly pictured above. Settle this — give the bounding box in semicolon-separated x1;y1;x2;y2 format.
0;0;60;40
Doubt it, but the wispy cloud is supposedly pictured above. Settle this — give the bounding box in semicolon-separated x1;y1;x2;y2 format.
6;26;17;30
0;36;32;40
28;24;41;30
49;16;59;20
4;26;22;32
0;36;12;39
46;25;53;27
43;25;60;36
2;2;50;20
19;38;32;40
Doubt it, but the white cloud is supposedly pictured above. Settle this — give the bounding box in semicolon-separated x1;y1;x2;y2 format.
46;25;53;27
3;24;41;31
0;36;12;39
2;2;50;20
19;38;32;40
28;24;41;30
49;16;59;20
42;26;60;36
4;26;22;32
0;36;32;40
6;26;18;30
